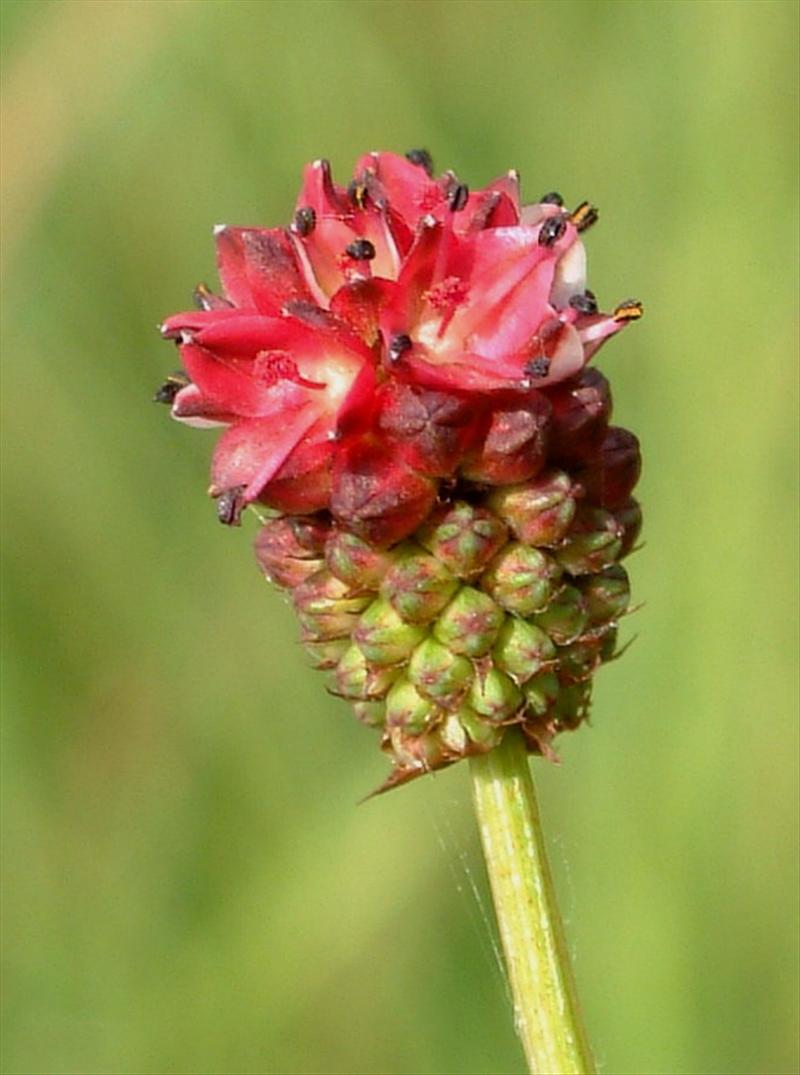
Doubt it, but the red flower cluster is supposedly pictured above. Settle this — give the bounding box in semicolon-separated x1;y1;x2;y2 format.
159;151;640;545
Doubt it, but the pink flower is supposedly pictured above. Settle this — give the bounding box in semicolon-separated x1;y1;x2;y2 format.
158;151;640;543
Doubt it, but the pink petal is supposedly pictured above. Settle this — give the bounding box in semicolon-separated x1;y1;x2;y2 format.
215;227;312;313
578;314;628;361
295;159;349;218
160;307;244;339
171;383;232;427
211;405;324;501
356;152;443;228
178;340;279;416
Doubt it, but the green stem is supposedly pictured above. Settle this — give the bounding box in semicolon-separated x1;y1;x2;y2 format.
469;728;595;1075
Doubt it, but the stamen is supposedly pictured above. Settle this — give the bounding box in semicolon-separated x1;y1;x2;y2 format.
153;370;189;404
405;148;434;176
424;276;469;312
388;333;413;362
570;201;599;232
345;238;376;261
538;215;567;247
216;486;246;527
192;283;219;310
292;206;316;237
613;299;644;321
254;350;326;390
448;183;470;212
540;192;564;206
569;290;598;315
524;356;551;378
347;179;368;209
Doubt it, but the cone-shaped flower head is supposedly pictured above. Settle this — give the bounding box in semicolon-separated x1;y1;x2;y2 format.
157;150;642;790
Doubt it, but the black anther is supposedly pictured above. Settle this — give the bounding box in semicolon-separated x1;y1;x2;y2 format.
538;215;567;247
345;239;376;260
292;206;316;237
568;290;598;315
405;148;434;176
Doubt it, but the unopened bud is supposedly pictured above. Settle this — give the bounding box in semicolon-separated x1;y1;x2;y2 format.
433;587;505;657
556;507;623;575
352;700;386;728
254;516;328;589
577;427;641;508
492;618;556;683
522;671;560;717
386;726;447;772
534;585;588;645
416;501;508;578
325;529;393;589
487;470;577;546
334;644;401;700
460;397;550;485
469;667;523;722
553;680;591;730
481;542;562;615
557;636;605;683
293;569;372;640
381;545;458;624
456;705;504;751
353;597;428;666
303;637;350;670
547;368;612;463
579;564;630;624
385;677;437;734
407;637;474;702
614;498;643;557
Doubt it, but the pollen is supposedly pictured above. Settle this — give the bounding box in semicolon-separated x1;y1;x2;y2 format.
423;276;469;312
612;300;644;322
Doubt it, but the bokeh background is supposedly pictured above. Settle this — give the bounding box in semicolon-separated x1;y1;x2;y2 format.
2;2;798;1073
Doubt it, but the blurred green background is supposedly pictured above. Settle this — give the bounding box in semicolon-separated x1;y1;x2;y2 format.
2;1;798;1073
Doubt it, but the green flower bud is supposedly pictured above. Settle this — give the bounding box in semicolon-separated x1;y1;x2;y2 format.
303;637;350;670
353;597;427;666
416;501;508;578
438;711;469;755
534;585;589;645
468;667;523;722
457;706;504;751
557;636;604;683
493;617;556;683
294;569;372;641
433;586;505;657
385;677;437;734
254;517;329;589
556;507;623;575
522;671;560;717
481;542;562;615
381;545;459;624
614;498;643;558
386;726;447;772
553;680;591;730
407;637;474;702
579;564;631;624
487;470;577;546
324;529;394;589
352;700;386;728
333;644;400;700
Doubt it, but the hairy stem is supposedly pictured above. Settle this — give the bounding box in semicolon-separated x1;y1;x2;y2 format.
469;729;595;1074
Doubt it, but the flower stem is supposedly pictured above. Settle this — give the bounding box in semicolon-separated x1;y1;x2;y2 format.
469;728;595;1075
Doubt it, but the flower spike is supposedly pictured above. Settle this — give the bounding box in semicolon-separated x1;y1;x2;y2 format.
157;150;642;788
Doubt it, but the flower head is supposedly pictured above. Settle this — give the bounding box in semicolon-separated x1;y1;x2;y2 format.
157;151;642;789
159;151;639;543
